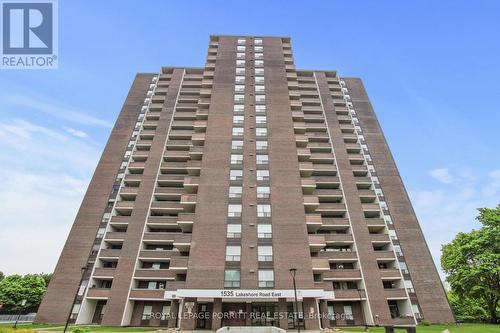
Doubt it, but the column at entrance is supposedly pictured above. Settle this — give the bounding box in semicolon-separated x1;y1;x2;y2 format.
319;300;329;329
168;300;179;328
278;298;288;330
180;298;197;330
212;298;222;330
303;298;320;330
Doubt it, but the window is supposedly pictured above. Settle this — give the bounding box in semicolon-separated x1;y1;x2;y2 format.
399;262;408;274
255;95;266;103
258;270;274;288
237;52;245;59
257;170;269;181
256;116;267;124
256;141;268;151
255;76;264;84
230;170;243;181
238;38;246;44
258;246;273;261
404;280;415;293
257;204;271;217
228;204;242;217
343;305;354;321
233;115;244;124
257;155;269;165
234;94;245;102
233;104;244;113
256;128;267;137
255;52;263;59
257;224;272;238
237;45;246;51
393;245;403;256
255;105;266;113
227;224;242;238
161;305;171;321
232;140;243;150
235;85;245;93
232;127;244;136
231;154;243;165
255;39;263;45
236;67;245;75
142;305;153;320
255;60;264;67
235;76;245;84
255;85;265;93
226;246;241;261
229;186;243;198
257;186;270;198
254;46;263;52
224;269;240;288
255;68;264;75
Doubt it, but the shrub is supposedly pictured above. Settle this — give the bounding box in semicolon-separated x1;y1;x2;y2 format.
419;319;431;326
72;328;90;333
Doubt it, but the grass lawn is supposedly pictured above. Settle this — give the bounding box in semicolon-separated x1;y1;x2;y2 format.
341;323;499;333
0;325;155;333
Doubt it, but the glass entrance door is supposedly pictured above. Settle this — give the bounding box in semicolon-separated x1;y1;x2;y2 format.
250;303;277;326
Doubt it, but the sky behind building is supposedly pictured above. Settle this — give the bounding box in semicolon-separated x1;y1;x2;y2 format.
0;0;499;276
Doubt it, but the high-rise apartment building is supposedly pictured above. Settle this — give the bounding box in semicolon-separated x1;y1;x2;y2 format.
36;35;454;330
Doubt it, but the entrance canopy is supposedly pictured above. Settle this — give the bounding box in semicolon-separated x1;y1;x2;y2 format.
165;289;334;300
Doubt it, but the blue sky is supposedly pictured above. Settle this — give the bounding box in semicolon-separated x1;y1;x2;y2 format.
1;0;499;275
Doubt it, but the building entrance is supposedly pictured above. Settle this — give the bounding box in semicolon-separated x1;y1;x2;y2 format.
250;303;277;326
221;303;247;326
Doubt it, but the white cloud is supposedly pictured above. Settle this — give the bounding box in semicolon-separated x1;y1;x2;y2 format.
429;168;454;184
0;87;112;128
64;126;89;139
0;118;100;275
410;168;500;279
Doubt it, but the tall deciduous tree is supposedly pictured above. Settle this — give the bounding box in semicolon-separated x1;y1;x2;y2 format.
441;205;500;323
0;274;47;314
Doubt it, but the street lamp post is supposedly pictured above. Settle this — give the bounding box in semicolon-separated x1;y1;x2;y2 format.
289;268;300;333
13;299;27;329
63;266;87;333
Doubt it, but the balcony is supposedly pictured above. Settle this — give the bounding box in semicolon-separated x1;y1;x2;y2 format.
314;176;340;187
293;122;306;133
178;213;195;232
180;194;197;211
104;232;126;241
324;234;354;243
321;218;350;228
301;178;316;194
93;268;116;278
310;153;334;164
157;174;185;185
311;258;330;272
312;163;336;176
183;176;199;192
306;214;322;232
147;215;178;226
295;134;308;147
308;235;327;251
384;288;408;299
315;188;343;200
323;269;362;280
86;288;111;299
135;269;176;279
316;203;346;214
316;250;357;261
297;148;311;161
191;133;205;145
307;142;332;152
366;218;386;227
186;160;201;175
129;289;165;300
370;233;390;243
374;251;396;260
380;269;402;279
169;256;189;271
150;201;183;213
299;162;314;176
99;249;121;258
138;250;180;259
304;195;319;212
334;289;366;300
143;232;191;245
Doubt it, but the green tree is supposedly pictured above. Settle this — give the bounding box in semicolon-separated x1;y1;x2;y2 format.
38;272;52;287
441;205;500;323
447;290;488;321
0;274;47;314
